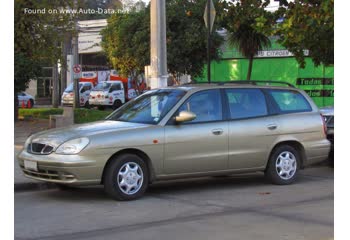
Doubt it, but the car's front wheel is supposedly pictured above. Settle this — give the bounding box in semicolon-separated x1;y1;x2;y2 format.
265;145;300;185
103;154;149;201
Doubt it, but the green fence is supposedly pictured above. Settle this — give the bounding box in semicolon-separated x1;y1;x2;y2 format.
196;57;334;107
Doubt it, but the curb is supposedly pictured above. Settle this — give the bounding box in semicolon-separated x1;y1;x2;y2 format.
14;182;57;192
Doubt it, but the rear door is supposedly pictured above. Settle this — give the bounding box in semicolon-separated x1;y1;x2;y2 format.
224;88;279;169
164;89;229;174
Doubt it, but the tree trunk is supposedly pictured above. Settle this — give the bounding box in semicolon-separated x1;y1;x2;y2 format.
247;55;254;80
14;90;19;122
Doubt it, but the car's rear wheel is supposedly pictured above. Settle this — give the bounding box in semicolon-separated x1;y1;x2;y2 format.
103;154;149;201
265;145;300;185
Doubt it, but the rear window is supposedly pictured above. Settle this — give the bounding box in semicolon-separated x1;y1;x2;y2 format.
268;90;312;113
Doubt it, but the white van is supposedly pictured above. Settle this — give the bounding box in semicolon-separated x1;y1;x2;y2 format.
89;81;125;110
61;82;94;108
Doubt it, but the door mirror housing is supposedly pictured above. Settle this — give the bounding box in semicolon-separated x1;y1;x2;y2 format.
175;111;196;123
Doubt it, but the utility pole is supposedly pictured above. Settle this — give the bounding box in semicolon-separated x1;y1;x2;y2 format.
150;0;168;89
52;62;59;108
72;0;80;108
207;0;211;84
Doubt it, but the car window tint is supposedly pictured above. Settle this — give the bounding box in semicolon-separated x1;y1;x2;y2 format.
178;90;222;123
268;90;312;113
225;89;267;119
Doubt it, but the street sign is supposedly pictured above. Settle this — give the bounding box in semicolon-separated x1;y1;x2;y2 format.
73;64;82;79
203;0;216;33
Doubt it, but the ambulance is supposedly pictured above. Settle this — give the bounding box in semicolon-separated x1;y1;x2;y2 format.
61;71;98;108
88;80;125;110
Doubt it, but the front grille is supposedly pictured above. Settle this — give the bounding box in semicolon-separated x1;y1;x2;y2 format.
28;143;54;155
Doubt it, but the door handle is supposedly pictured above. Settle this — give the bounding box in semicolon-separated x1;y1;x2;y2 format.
212;129;224;135
267;124;278;130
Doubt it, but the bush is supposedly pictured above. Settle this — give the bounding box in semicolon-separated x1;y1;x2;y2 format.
19;108;63;119
74;108;113;124
18;108;113;124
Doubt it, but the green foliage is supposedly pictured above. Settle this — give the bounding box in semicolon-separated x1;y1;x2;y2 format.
19;108;113;123
274;0;334;68
223;0;272;80
101;0;225;80
19;108;64;119
74;109;113;124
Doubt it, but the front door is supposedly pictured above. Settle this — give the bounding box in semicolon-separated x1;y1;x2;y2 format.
164;89;228;174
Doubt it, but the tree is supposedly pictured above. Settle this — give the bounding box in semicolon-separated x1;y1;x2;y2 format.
274;0;334;68
14;0;75;120
101;0;224;83
224;0;272;80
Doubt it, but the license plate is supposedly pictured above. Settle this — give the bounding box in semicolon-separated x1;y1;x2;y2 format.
24;160;38;171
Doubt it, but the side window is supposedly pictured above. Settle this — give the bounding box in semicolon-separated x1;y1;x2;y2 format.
225;89;268;119
268;90;312;113
115;84;122;91
178;90;222;123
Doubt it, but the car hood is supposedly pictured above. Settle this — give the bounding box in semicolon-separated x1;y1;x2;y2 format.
29;120;152;148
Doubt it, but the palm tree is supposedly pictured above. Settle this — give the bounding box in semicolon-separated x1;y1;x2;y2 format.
228;23;271;80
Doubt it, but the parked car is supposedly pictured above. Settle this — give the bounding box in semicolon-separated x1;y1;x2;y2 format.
18;92;35;108
320;106;334;167
61;82;94;108
89;80;125;110
17;81;330;201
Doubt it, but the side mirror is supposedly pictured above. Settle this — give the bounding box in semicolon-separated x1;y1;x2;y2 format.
175;111;196;123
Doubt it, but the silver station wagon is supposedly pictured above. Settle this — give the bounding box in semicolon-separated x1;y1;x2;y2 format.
18;81;330;200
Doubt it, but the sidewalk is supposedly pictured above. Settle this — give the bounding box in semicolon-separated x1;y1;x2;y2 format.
14;119;57;191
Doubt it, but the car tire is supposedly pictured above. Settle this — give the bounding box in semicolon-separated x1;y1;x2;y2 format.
265;145;300;185
103;154;149;201
112;100;122;110
84;101;90;109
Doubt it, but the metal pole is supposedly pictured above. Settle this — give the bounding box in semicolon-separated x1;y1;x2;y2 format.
72;0;79;108
207;0;211;84
150;0;168;89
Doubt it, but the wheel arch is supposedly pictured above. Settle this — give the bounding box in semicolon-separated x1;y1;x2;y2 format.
101;148;156;184
267;140;307;170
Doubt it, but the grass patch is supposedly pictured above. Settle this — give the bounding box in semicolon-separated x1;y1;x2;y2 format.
19;108;113;124
74;108;113;124
19;108;63;119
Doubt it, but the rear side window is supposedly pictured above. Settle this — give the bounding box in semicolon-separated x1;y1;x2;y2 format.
224;89;268;119
268;90;312;113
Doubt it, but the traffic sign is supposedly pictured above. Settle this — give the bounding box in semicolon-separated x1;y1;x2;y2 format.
204;0;216;33
73;64;82;79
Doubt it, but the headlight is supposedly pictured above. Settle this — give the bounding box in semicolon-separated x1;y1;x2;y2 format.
55;137;89;155
24;136;32;149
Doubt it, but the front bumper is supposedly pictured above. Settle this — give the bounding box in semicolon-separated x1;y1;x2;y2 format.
89;98;112;106
17;149;104;186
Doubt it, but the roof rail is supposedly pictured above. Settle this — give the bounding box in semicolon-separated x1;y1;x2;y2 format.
230;80;295;88
185;80;295;88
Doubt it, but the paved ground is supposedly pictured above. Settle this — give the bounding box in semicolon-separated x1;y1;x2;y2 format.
14;166;333;240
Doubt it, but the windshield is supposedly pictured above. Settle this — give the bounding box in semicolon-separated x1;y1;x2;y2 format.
107;89;186;124
93;82;111;91
65;83;82;93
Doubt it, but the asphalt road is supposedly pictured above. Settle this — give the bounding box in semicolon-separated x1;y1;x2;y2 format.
15;166;333;240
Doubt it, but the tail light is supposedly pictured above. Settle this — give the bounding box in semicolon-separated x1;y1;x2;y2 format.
320;114;327;137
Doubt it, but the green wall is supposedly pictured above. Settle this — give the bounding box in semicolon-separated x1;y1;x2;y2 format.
196;57;334;107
